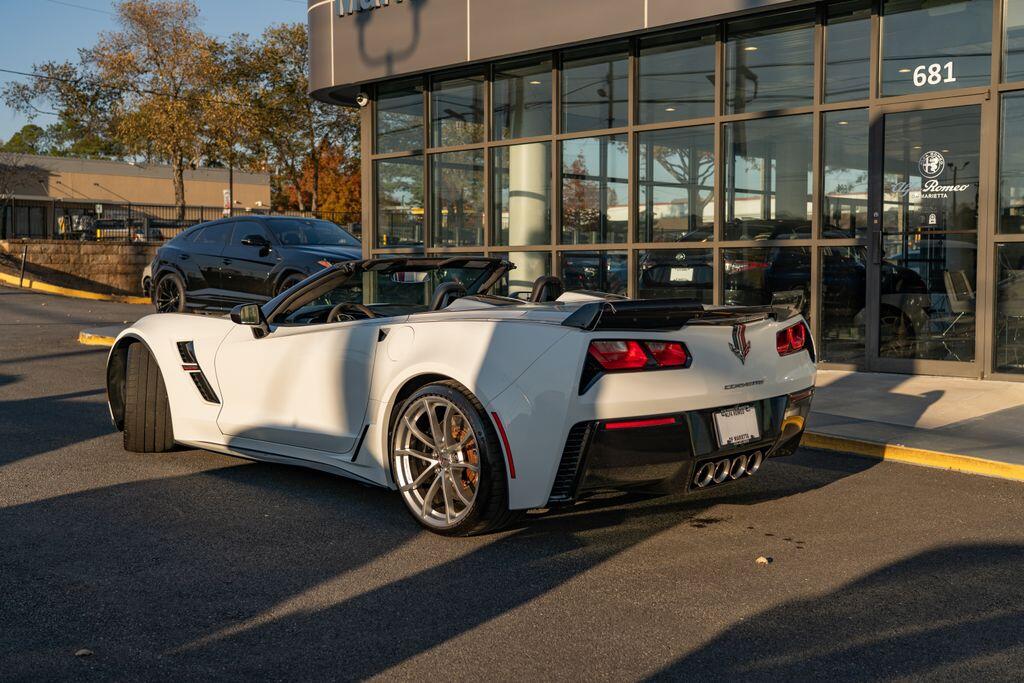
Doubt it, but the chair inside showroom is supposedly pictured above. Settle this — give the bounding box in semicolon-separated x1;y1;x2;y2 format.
530;276;564;303
998;271;1024;369
941;270;975;360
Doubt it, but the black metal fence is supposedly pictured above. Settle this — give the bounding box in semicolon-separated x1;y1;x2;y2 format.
0;198;362;243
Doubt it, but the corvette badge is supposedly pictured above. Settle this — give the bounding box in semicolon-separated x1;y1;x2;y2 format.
729;324;751;364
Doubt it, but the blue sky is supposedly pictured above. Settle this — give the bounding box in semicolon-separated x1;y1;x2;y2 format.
0;0;309;141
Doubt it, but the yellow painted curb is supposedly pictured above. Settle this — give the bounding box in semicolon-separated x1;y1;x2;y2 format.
0;271;149;305
803;431;1024;483
77;331;117;348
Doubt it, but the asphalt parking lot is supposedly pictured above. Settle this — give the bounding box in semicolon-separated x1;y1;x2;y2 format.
3;286;1024;681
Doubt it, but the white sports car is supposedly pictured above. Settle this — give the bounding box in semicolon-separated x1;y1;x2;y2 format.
106;257;816;536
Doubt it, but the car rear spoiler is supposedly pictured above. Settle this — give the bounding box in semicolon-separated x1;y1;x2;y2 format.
561;298;798;331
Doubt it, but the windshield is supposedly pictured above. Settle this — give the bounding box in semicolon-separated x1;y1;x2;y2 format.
266;218;359;247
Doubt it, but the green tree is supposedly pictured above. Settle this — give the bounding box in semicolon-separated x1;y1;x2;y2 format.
1;124;46;154
231;23;359;212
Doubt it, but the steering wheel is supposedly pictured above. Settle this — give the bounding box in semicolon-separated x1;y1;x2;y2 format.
326;302;378;323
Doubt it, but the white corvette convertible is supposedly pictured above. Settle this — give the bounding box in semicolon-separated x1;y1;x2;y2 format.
106;257;816;535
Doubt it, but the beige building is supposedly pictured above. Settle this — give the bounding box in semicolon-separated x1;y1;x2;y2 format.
2;154;271;239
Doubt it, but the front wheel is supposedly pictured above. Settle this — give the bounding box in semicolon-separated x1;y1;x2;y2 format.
154;273;186;313
123;343;175;453
391;382;516;536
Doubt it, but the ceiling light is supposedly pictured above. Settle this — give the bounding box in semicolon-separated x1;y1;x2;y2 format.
744;46;759;52
665;107;677;112
942;149;949;152
529;80;542;85
837;120;848;125
898;68;911;73
912;145;921;149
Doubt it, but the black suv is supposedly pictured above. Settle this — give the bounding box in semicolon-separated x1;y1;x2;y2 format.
151;216;361;313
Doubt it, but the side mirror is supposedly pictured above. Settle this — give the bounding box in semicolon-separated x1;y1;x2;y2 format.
241;234;271;248
230;303;270;338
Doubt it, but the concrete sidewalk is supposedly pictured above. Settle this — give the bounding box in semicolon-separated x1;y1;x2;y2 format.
809;370;1024;474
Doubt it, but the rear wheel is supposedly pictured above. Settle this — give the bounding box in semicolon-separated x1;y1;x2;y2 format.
154;273;186;313
276;273;305;296
123;343;175;453
391;382;516;536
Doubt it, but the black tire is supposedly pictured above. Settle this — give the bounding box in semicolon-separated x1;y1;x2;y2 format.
154;272;187;313
276;273;305;296
123;343;175;453
391;381;519;536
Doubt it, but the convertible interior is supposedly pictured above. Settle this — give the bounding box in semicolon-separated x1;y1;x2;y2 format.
271;257;572;327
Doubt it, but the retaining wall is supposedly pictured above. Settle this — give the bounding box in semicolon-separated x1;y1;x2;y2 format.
0;240;158;296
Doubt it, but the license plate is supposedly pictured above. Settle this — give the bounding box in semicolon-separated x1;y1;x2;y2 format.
714;405;760;447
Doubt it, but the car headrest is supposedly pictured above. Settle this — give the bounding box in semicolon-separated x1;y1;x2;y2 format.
530;275;564;303
430;281;467;311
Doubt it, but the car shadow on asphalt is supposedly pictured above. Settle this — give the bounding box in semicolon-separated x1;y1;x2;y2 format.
0;387;110;465
0;446;878;679
646;543;1024;680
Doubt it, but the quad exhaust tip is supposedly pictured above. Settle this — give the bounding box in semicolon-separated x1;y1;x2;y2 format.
693;451;764;489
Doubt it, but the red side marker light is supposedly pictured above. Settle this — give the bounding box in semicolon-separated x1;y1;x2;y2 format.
490;412;516;479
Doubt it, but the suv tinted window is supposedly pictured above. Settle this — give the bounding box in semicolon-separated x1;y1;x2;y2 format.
191;222;232;250
230;221;271;246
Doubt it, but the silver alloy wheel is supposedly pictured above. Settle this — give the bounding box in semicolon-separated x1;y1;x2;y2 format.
393;395;481;530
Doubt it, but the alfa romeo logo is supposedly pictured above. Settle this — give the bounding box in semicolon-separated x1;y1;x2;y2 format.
919;150;945;179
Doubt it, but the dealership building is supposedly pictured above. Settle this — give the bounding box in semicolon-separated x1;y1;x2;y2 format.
308;0;1024;381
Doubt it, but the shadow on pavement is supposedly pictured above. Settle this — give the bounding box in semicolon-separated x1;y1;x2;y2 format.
648;543;1024;680
0;447;876;679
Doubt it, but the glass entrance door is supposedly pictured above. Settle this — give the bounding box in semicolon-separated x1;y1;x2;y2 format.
869;104;982;372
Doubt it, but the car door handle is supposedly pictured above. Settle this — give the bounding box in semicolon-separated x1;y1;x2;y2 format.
178;254;189;261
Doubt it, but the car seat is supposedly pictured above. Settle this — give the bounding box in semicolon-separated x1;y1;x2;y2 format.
530;276;564;303
430;282;467;310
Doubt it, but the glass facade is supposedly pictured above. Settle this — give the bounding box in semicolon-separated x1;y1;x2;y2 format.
363;0;1024;379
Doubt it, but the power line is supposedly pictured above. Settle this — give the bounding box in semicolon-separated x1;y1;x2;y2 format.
42;0;116;16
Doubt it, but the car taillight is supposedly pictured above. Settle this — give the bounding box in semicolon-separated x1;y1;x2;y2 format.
587;340;690;371
777;321;809;356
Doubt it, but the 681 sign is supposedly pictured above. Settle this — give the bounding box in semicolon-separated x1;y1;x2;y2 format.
912;62;956;87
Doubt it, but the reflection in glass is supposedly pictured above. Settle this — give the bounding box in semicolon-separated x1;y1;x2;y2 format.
823;110;869;238
638;30;715;124
638;126;714;243
820;246;867;363
431;73;484;147
637;249;713;303
825;2;871;102
561;43;629;133
493;252;552;299
724;114;813;240
493;143;551;246
881;0;992;97
879;106;980;362
376;79;423;153
999;93;1024;233
726;11;814;114
432;150;485;247
723;247;811;321
561;135;628;244
493;57;552;140
561;251;627;295
1006;0;1024;82
995;243;1024;373
376;156;424;248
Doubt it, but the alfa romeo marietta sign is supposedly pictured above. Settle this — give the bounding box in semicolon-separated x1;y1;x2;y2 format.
338;0;403;17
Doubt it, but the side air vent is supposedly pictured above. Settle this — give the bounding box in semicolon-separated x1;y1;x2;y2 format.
547;422;592;505
177;341;197;364
190;371;220;404
177;340;220;404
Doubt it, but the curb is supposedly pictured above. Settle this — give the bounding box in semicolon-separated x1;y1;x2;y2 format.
78;331;118;348
803;431;1024;483
0;271;150;305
